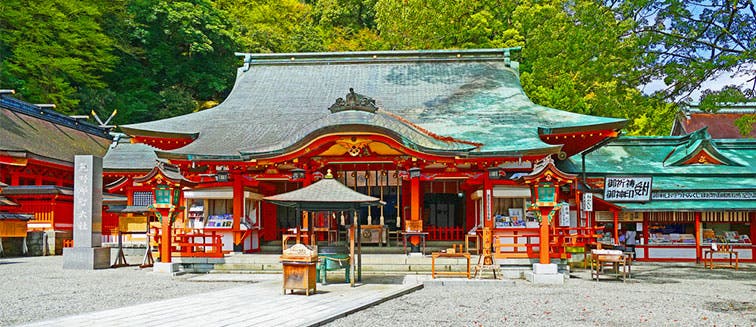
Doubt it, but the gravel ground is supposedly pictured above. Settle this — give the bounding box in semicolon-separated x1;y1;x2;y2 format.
326;263;756;327
2;256;754;327
0;256;238;326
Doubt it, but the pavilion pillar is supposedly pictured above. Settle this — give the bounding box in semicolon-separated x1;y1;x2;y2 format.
694;212;702;263
232;172;244;251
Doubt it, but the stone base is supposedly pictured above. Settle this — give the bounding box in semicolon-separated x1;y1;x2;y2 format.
63;247;111;269
153;262;180;275
525;263;564;285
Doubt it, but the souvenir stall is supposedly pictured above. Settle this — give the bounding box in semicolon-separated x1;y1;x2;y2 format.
184;187;263;253
570;130;756;262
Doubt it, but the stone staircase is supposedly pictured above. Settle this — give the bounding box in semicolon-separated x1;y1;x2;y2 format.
142;241;571;279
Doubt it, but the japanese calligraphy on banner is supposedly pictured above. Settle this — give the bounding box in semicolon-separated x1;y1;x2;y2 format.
582;192;593;212
559;202;570;227
604;176;652;202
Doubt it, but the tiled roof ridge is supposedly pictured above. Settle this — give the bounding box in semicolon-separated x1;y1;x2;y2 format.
0;94;112;139
236;48;522;66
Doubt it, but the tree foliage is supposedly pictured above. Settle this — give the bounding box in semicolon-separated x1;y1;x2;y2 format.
0;0;116;114
0;0;752;135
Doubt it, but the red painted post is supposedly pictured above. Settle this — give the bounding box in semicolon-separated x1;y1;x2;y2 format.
539;207;551;264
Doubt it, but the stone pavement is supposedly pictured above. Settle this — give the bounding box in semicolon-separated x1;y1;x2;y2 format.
23;274;425;327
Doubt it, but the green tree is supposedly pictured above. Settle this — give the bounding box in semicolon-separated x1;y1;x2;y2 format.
0;0;116;114
94;0;239;123
216;0;324;53
375;0;521;49
614;0;755;102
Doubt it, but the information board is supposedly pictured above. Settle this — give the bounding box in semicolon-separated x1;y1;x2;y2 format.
604;176;652;202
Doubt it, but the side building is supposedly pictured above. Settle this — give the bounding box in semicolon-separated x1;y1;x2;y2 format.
0;92;113;254
564;128;756;262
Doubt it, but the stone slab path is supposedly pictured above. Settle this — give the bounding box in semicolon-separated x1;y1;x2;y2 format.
24;275;423;327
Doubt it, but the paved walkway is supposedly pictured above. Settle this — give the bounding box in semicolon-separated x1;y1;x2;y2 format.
24;274;424;327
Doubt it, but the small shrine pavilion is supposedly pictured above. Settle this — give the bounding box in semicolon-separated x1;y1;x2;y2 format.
116;48;626;257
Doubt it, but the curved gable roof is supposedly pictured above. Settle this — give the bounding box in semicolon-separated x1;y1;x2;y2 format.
121;49;625;159
0;95;112;165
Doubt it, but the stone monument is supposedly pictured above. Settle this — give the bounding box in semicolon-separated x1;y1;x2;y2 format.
63;155;111;269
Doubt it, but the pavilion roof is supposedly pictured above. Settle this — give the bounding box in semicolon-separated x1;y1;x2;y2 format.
103;134;159;171
264;174;382;210
0;94;112;165
121;49;625;160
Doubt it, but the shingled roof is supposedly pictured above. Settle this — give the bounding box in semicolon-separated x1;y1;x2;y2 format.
121;49;625;160
264;173;382;210
0;94;112;165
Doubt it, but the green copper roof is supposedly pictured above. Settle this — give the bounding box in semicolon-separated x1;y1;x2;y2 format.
121;49;625;160
567;131;756;178
565;130;756;209
619;200;756;212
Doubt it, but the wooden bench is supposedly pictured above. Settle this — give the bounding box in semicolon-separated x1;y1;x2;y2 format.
704;244;739;270
431;251;471;279
493;235;533;259
590;250;630;282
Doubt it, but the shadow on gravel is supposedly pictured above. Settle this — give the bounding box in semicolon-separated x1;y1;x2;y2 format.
629;264;756;284
0;260;21;265
704;300;756;314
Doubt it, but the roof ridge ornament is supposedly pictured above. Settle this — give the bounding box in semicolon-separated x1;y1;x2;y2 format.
328;88;378;114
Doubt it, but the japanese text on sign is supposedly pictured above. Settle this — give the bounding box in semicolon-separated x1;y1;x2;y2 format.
604;176;652;202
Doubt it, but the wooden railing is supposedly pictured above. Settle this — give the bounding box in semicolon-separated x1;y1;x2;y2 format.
171;231;224;258
425;226;463;241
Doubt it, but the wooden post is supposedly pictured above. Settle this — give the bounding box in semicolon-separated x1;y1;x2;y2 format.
349;223;355;287
694;212;701;264
539;207;550;264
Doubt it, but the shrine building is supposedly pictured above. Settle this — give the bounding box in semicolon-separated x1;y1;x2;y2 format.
114;48;626;257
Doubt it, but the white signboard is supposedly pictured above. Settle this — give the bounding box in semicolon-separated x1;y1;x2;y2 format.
582;193;593;212
559;203;570;227
604;176;652;202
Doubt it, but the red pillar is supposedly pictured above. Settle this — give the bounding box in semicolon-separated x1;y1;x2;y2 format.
232;172;244;249
410;175;420;221
643;212;650;260
539;207;551;264
750;212;756;261
694;212;701;264
613;210;619;245
160;208;172;263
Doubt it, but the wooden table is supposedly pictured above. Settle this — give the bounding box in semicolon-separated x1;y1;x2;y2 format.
431;252;471;279
590;251;630;282
704;248;739;270
402;231;428;255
